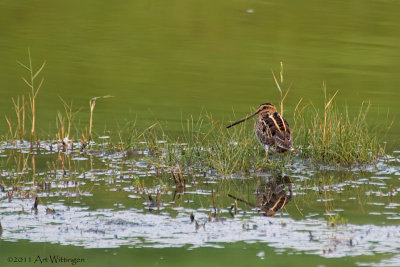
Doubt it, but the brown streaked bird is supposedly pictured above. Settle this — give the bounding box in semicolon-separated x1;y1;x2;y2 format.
226;103;293;153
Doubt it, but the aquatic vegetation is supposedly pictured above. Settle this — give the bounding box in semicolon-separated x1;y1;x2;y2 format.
3;98;386;174
326;214;348;227
293;84;385;166
113;101;384;175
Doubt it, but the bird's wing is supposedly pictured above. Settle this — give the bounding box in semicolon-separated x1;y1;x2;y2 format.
257;113;293;150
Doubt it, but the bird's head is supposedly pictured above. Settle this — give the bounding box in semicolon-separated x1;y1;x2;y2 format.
257;103;277;115
226;102;277;128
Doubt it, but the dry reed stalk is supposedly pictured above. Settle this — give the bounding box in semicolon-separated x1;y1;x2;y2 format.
271;62;291;116
5;116;14;140
88;95;113;140
322;82;339;146
17;49;46;146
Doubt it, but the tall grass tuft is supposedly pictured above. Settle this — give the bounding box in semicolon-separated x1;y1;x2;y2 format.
293;83;384;165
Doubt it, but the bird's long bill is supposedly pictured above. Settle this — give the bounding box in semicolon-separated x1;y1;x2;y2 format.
226;111;258;128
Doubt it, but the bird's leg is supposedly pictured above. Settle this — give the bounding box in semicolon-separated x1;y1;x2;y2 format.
265;149;270;162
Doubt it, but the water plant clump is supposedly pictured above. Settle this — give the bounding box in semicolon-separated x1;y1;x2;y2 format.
292;85;385;166
105;105;383;179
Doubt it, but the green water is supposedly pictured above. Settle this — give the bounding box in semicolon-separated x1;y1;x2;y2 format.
1;0;399;146
3;240;384;267
1;0;400;266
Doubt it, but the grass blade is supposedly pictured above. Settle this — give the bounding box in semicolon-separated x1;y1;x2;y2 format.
32;61;46;80
16;60;31;71
271;70;282;96
21;77;33;88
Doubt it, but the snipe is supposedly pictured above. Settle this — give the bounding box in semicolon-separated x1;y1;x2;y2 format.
227;103;293;153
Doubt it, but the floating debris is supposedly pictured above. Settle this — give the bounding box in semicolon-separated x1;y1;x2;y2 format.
46;207;56;215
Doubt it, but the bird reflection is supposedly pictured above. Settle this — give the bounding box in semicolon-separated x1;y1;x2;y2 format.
256;175;292;216
228;174;292;217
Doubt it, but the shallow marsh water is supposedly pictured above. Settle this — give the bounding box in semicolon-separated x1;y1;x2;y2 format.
1;0;400;266
0;140;400;266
